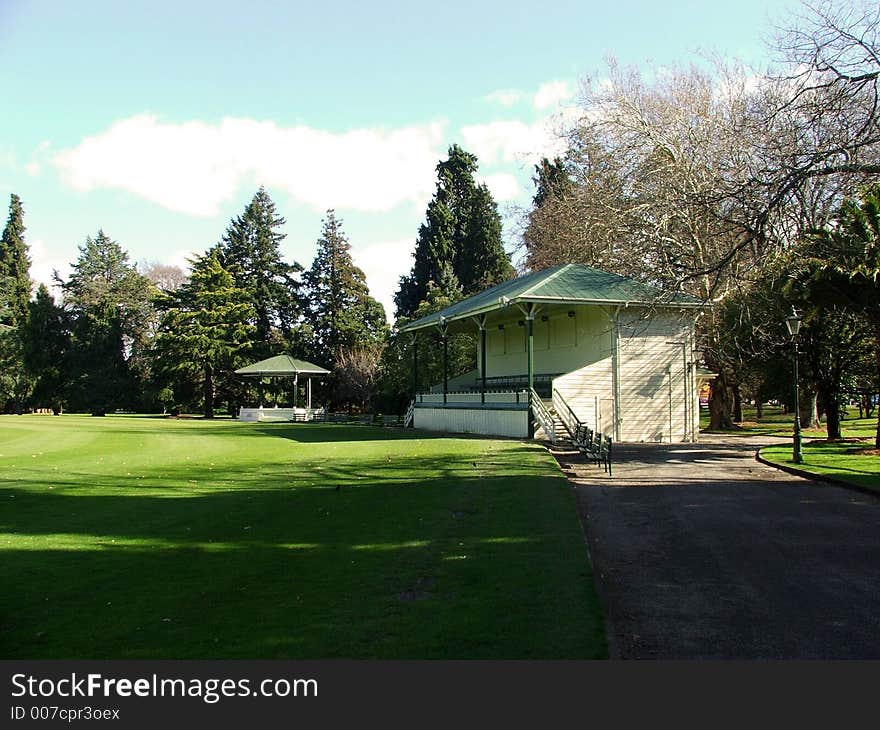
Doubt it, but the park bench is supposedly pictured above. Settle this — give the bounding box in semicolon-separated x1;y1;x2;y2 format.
573;425;612;476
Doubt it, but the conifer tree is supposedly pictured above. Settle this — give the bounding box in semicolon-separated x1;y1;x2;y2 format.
460;184;511;293
303;210;387;367
153;250;255;418
216;187;302;356
0;194;31;327
60;230;153;414
394;145;512;318
531;156;569;209
21;284;70;412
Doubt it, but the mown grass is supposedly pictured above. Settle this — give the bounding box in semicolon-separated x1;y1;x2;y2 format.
700;405;880;493
0;415;606;659
761;440;880;493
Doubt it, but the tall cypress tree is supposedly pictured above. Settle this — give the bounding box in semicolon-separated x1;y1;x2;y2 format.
394;145;512;318
0;194;31;327
460;183;512;293
216;187;302;356
303;210;387;367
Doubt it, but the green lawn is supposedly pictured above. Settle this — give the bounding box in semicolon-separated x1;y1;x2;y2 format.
0;415;605;659
760;434;880;494
700;405;880;493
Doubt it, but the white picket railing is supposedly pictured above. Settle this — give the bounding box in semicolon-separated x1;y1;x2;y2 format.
403;399;415;428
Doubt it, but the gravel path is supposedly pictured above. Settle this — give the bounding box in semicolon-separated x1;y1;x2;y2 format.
553;435;880;659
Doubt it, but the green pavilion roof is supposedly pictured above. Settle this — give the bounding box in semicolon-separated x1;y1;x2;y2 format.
398;263;706;333
235;354;330;377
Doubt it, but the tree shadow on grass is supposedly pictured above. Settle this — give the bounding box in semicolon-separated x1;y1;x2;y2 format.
249;423;453;443
0;449;605;660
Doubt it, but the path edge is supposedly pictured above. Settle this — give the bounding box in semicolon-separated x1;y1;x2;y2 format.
755;449;880;500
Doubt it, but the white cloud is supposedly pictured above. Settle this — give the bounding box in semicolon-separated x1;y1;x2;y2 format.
350;238;414;321
25;162;40;176
53;115;447;217
460;118;567;166
28;239;69;296
485;89;523;107
477;173;521;202
533;80;575;110
167;248;198;274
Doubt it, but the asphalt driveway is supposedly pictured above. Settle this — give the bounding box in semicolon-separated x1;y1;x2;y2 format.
554;436;880;659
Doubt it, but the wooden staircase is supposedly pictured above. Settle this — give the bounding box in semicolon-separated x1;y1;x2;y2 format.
534;398;571;444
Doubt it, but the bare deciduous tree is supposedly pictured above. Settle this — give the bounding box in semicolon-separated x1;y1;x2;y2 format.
520;1;880;429
334;342;385;410
140;261;188;292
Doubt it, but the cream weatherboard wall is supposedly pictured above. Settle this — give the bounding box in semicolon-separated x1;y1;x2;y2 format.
479;306;613;378
470;305;699;442
613;312;697;442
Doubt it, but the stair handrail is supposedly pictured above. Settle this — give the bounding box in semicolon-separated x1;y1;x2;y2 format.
530;388;556;444
552;388;580;437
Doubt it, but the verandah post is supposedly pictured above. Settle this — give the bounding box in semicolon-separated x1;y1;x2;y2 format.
440;320;449;405
410;333;419;399
526;304;535;438
479;315;487;404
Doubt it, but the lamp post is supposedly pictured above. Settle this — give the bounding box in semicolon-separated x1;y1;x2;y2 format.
784;307;804;464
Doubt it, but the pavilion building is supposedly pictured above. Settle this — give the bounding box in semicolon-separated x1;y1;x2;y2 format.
398;263;711;443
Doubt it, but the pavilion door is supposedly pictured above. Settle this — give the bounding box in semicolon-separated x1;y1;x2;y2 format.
598;398;614;436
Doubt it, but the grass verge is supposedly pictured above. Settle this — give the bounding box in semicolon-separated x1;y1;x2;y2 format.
759;439;880;494
700;405;880;493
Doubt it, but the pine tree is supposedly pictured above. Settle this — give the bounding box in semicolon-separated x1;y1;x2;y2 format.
394;145;512;318
0;194;31;327
531;156;569;209
303;210;387;367
60;230;153;414
216;187;302;356
153;250;255;418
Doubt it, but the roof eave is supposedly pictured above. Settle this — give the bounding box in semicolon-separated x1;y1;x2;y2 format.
519;294;709;309
398;293;708;333
397;300;509;333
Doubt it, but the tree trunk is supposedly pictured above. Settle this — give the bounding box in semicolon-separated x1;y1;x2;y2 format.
708;373;734;430
825;391;842;440
732;384;743;423
755;392;763;420
204;362;214;419
800;389;819;430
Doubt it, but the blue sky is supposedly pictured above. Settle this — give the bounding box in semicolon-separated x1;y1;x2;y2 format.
0;0;793;318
